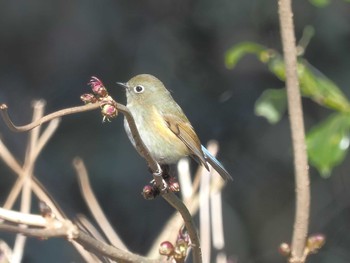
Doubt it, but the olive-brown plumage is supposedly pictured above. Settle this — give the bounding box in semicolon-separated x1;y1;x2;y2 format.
120;74;232;181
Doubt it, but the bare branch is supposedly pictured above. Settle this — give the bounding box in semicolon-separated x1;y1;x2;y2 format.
0;207;47;227
148;142;224;258
0;123;97;262
0;140;66;220
0;209;164;263
278;0;310;262
13;100;46;263
199;166;211;263
161;193;202;260
0;101;161;174
1;91;202;262
0;103;100;132
73;157;128;250
33;118;61;160
178;158;193;203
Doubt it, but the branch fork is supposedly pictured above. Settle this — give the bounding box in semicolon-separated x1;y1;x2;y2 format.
0;76;203;263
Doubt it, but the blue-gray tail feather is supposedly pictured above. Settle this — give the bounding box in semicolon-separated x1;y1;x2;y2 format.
201;145;233;181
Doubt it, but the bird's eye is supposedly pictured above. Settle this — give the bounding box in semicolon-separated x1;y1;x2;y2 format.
134;85;145;93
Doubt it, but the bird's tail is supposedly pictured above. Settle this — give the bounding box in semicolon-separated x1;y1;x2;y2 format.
201;145;233;181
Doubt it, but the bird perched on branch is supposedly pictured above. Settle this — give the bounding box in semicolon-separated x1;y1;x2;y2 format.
118;74;232;181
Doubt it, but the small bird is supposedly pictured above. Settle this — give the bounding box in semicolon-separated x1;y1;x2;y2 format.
118;74;232;181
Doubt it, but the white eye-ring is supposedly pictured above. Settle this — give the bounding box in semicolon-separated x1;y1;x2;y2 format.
134;85;145;93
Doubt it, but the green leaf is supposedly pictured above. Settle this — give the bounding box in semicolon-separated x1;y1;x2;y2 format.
306;113;350;177
297;60;350;112
265;54;350;113
255;88;287;124
309;0;331;7
226;41;350;113
224;42;267;69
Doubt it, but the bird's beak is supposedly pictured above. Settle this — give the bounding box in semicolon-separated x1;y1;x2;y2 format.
116;82;129;90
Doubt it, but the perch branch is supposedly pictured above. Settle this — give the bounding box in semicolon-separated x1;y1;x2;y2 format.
0;103;100;132
0;102;159;173
147;141;224;257
1;98;202;262
278;0;310;262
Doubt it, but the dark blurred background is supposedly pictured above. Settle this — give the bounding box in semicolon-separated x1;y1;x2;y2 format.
1;0;350;262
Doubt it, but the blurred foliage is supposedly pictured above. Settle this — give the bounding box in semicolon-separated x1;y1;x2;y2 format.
307;113;350;177
254;88;287;124
309;0;331;7
225;28;350;177
309;0;350;8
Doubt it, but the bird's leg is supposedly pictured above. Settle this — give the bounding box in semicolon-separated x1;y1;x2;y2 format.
142;163;168;200
152;163;168;192
160;164;180;193
143;164;180;199
160;164;170;179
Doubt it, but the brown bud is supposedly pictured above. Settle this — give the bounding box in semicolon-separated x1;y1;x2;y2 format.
142;185;158;200
177;228;190;243
80;93;97;104
278;242;291;257
39;201;53;218
159;241;174;256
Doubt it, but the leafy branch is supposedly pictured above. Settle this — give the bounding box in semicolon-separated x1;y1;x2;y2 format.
225;28;350;177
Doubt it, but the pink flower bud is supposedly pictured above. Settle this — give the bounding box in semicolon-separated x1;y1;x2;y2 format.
101;104;117;119
89;76;108;97
159;241;174;256
169;181;180;192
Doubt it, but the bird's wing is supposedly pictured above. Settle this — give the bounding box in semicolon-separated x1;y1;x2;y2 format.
163;114;209;170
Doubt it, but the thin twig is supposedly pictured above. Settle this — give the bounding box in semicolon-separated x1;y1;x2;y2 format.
76;214;109;244
278;0;310;262
1;100;201;262
200;166;211;263
0;207;47;227
2;116;60;211
0;120;97;263
32;118;61;160
162;193;202;261
0;140;65;220
0;217;163;263
210;180;225;251
0;103;100;132
73;157;128;250
147;142;223;258
0;102;160;173
178;158;193;203
13;100;45;263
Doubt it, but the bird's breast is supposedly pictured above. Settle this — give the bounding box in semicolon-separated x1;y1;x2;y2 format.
124;106;189;163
